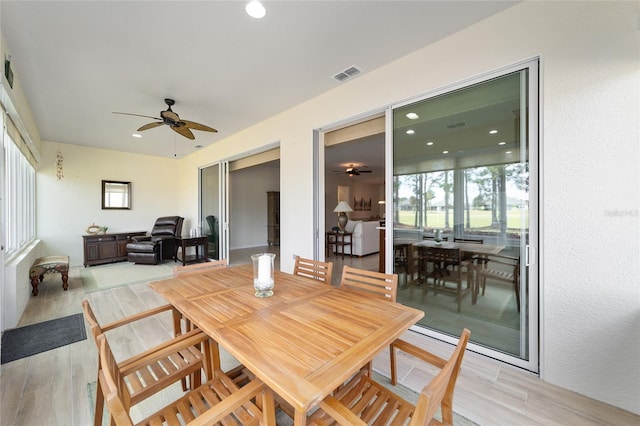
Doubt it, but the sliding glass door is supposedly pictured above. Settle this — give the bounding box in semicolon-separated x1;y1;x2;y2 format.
391;61;538;370
200;161;229;262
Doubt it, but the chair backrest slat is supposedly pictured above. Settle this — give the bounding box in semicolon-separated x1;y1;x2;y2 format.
293;256;333;284
453;237;484;244
339;266;397;302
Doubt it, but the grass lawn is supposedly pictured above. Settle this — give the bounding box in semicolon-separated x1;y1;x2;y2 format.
396;208;528;230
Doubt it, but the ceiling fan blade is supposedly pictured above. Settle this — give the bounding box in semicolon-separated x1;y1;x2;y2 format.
171;125;195;140
113;112;162;121
137;122;164;131
358;170;373;173
182;120;218;133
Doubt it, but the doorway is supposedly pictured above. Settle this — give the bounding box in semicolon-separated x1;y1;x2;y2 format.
322;117;386;285
391;61;539;371
200;148;280;266
317;60;539;372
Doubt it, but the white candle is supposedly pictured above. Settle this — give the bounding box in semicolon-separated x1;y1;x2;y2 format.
258;254;271;283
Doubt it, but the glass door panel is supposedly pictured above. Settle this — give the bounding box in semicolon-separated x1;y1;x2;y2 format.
392;66;537;368
200;161;229;262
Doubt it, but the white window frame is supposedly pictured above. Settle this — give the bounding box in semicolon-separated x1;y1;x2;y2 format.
2;123;36;260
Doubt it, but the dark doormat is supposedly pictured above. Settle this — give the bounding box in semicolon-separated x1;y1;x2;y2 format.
1;313;87;364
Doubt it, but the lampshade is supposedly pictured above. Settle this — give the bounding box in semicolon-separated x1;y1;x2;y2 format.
333;201;353;213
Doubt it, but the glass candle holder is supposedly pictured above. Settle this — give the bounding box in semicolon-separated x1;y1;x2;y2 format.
251;253;275;297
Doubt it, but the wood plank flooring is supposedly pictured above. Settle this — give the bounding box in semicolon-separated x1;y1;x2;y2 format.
1;253;637;425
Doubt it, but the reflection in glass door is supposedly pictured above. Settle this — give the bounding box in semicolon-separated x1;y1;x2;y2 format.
200;161;229;262
391;63;538;370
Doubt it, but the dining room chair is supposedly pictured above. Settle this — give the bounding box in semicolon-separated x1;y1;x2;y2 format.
95;333;276;426
421;246;471;312
82;300;212;426
293;255;333;284
475;253;521;312
308;328;471;426
339;265;398;376
339;265;398;302
173;258;228;277
453;236;484;282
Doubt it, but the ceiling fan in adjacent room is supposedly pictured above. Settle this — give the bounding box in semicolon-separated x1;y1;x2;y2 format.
113;98;217;140
335;164;373;176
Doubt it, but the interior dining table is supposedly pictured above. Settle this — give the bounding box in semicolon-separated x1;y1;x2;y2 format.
412;239;505;303
150;263;424;426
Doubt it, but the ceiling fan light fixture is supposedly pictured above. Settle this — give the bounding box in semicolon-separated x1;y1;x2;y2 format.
246;1;266;19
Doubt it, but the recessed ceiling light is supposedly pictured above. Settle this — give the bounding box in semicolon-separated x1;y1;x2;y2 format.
246;0;266;18
442;150;449;154
426;141;434;146
406;129;415;135
489;129;498;134
132;133;142;138
505;151;512;154
406;112;419;120
498;141;506;145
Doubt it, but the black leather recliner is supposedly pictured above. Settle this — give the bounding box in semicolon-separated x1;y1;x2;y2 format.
126;216;184;264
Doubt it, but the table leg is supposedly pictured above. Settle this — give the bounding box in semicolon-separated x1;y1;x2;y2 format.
293;408;307;426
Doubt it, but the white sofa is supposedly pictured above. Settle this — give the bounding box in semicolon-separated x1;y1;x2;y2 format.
335;220;380;257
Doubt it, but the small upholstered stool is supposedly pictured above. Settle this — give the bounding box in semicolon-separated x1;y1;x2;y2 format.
29;255;70;296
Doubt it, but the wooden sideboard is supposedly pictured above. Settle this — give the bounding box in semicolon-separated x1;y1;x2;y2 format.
83;231;146;267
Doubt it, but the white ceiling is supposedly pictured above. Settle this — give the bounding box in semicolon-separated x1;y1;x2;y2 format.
1;1;517;161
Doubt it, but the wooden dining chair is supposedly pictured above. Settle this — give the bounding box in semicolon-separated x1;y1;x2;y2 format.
293;255;333;284
339;266;398;376
422;246;471;313
96;333;276;426
475;253;521;312
339;265;398;302
308;328;471;426
173;258;228;277
82;300;212;426
452;237;484;291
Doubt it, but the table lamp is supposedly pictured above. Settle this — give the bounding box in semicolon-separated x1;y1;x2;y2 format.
333;201;353;231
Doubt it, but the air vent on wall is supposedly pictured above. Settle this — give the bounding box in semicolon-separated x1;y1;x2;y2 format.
333;65;362;82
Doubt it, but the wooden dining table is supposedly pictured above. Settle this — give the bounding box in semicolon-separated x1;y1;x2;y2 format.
150;264;424;425
412;239;505;303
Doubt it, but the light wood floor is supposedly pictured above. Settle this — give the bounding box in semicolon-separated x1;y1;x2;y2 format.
1;257;638;426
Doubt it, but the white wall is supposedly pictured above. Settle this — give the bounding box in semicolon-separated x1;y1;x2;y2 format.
177;1;639;414
3;241;41;328
7;0;638;414
325;173;383;230
37;141;183;267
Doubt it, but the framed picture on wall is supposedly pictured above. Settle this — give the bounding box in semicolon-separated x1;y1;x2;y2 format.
353;197;372;211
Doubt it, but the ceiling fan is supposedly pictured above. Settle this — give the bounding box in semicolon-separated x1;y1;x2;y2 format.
335;164;373;176
113;98;217;140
